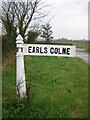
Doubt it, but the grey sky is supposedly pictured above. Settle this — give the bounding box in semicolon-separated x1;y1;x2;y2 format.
45;0;88;40
0;0;89;40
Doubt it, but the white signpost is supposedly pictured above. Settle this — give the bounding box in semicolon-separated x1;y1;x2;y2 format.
23;44;76;57
16;35;27;99
16;34;76;99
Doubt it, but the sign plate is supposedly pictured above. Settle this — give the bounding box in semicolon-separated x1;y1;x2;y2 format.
22;44;76;57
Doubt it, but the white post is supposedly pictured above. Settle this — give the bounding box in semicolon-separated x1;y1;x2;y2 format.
16;34;27;99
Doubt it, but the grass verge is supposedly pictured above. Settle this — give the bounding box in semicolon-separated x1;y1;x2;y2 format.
2;56;88;118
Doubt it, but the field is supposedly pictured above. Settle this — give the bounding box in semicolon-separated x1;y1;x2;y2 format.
2;56;88;118
52;40;90;53
36;40;90;53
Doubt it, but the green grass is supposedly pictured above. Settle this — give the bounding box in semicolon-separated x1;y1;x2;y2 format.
52;40;88;49
2;56;88;118
52;40;90;54
72;41;88;49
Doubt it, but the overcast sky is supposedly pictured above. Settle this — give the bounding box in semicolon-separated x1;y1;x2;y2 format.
0;0;89;40
45;0;88;40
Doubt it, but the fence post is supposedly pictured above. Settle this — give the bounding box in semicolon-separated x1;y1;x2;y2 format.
16;34;27;99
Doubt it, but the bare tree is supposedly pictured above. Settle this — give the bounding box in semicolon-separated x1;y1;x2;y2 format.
1;0;50;40
1;2;17;39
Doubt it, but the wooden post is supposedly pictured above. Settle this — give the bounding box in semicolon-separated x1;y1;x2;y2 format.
16;34;27;99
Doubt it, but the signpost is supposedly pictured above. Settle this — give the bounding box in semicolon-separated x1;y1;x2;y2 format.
23;44;76;57
16;34;76;99
16;35;27;99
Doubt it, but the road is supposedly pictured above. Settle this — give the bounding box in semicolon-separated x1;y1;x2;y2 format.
76;48;90;65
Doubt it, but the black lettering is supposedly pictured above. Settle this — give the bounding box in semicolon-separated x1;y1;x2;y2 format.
44;47;48;54
28;46;32;53
55;48;58;54
32;47;35;53
58;48;62;54
50;47;54;54
67;48;70;55
62;48;67;54
36;47;39;53
40;47;43;53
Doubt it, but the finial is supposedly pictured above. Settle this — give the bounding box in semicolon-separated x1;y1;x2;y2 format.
16;34;24;44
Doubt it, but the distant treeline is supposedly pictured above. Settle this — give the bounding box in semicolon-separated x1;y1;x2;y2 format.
53;38;88;41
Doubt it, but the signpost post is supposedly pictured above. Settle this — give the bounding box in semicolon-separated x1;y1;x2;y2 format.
16;34;76;99
16;34;27;99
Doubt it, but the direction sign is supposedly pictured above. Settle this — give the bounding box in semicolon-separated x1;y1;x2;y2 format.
16;34;76;99
22;44;76;57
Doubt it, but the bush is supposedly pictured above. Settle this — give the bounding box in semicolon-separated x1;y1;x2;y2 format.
2;35;15;53
27;31;40;43
2;35;16;64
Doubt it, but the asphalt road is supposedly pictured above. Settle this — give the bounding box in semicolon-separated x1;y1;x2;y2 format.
76;48;90;65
